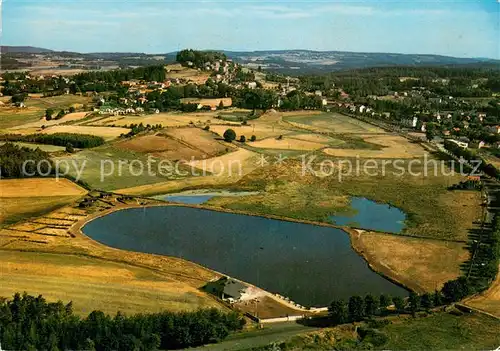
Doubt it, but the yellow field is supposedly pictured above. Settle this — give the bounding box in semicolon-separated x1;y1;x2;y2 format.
180;97;232;107
165;63;211;84
465;272;500;318
0;178;87;197
0;178;87;198
251;137;325;151
40;125;131;140
348;230;468;292
209;124;290;140
0;178;87;226
284;112;386;134
94;112;238;128
10;112;89;130
187;148;259;176
0;251;221;315
0;196;83;227
323;135;428;159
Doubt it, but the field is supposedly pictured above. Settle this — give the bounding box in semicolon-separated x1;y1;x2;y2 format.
250;137;326;151
40;125;131;141
115;129;232;160
348;230;469;292
93;112;237;128
323;134;428;159
0;178;87;226
464;271;500;317
187;148;260;177
54;145;190;191
165;63;211;84
0;196;231;316
209;124;290;141
0;141;66;152
0;95;92;129
0;251;221;315
284;112;386;134
379;312;500;350
180;97;233;107
10;111;89;130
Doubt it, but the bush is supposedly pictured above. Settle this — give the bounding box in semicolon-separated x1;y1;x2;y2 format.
250;135;256;142
69;106;76;113
66;142;75;153
239;135;246;142
223;129;236;142
204;125;210;131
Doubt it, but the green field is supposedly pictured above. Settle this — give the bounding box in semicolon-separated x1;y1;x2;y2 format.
0;95;91;129
251;312;500;351
54;145;192;191
380;312;500;350
0;141;66;152
284;112;385;134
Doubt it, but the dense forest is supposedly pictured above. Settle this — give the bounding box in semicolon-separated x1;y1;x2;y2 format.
0;143;53;178
0;133;105;149
0;293;245;350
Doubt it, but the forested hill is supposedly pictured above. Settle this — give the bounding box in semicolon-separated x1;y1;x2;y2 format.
223;50;499;74
0;46;53;54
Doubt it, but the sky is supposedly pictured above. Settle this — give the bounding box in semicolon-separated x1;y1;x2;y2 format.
2;0;499;58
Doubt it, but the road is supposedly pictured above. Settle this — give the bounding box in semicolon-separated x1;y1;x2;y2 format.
186;322;319;351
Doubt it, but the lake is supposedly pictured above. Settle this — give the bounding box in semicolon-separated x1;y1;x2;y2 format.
82;206;407;307
331;197;406;234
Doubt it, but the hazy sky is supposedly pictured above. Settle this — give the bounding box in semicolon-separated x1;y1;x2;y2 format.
3;0;499;58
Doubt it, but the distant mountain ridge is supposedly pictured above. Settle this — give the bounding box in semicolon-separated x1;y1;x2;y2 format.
1;46;54;54
2;46;498;73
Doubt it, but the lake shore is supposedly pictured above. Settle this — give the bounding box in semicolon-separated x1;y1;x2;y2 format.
74;201;417;304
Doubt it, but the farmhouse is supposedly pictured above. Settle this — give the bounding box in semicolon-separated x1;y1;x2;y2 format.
205;277;250;303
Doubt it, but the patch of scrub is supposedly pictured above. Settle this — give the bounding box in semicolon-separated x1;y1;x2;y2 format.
331;197;406;233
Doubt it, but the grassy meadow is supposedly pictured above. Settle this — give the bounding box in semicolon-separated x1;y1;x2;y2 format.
0;95;92;129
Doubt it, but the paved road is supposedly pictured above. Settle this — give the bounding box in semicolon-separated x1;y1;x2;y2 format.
186;322;319;351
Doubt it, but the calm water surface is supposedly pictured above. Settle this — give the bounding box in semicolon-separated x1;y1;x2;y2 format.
331;197;406;233
83;206;407;307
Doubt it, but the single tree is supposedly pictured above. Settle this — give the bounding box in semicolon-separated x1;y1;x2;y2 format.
420;293;434;310
348;295;365;322
239;135;246;143
328;299;348;325
250;135;257;142
392;296;405;313
364;294;379;317
66;143;75;153
433;290;443;307
223;129;236;142
408;292;420;316
379;294;392;310
69;106;76;113
45;108;54;119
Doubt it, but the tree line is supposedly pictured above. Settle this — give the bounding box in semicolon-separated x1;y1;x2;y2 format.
0;143;53;178
0;292;245;351
0;133;105;149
